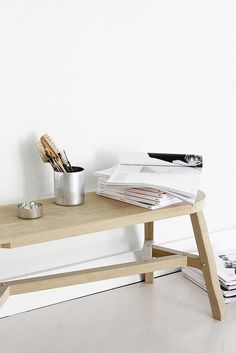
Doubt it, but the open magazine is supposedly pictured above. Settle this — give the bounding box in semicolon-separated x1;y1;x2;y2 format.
104;153;203;204
182;250;236;303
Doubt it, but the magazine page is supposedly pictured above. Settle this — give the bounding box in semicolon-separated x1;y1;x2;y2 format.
119;152;203;168
97;185;166;203
94;165;118;177
106;153;202;202
215;252;236;284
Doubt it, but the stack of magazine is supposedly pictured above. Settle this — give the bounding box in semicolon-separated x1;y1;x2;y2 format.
182;250;236;303
95;152;203;210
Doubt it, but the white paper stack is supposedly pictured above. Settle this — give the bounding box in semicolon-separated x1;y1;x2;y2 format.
94;152;203;210
182;250;236;303
97;173;182;210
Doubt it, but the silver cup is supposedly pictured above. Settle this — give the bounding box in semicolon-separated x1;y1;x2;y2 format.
54;167;85;206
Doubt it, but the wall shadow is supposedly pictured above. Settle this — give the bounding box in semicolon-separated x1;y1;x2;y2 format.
19;132;53;201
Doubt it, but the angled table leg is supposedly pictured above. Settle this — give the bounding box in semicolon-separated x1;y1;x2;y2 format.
190;211;225;320
0;285;10;308
144;222;154;283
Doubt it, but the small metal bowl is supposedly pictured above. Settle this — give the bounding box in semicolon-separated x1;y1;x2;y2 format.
17;201;43;219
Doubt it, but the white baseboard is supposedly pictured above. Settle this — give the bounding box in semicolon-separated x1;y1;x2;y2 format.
159;226;236;254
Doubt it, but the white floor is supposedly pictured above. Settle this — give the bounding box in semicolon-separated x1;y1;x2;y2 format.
0;272;236;353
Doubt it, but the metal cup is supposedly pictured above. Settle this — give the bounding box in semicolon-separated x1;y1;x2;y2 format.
54;167;85;206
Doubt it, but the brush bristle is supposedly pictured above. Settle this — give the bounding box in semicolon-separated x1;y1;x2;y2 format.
44;134;60;152
43;134;67;163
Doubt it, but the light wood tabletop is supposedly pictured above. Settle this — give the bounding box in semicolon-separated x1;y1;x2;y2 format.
0;191;205;248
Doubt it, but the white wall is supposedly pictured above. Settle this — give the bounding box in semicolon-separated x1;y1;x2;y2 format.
0;0;236;317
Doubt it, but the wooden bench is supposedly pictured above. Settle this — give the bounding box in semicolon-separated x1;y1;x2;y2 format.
0;191;225;320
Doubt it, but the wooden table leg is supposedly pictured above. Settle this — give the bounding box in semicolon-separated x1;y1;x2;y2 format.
144;222;154;283
0;285;10;308
0;243;11;248
190;211;225;320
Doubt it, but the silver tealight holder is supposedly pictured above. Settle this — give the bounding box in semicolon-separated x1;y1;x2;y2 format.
17;201;43;219
54;166;85;206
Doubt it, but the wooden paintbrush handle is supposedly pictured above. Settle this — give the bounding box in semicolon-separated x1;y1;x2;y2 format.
55;157;67;173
